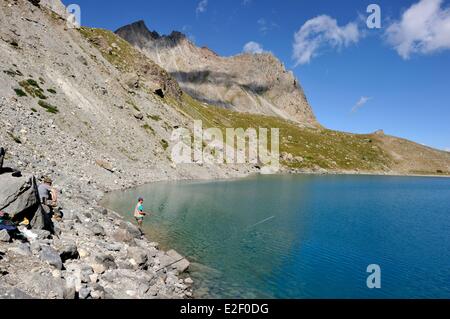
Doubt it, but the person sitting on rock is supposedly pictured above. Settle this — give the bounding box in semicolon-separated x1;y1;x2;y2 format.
38;176;61;220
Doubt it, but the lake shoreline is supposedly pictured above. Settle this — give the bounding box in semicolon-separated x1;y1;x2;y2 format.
99;167;450;299
103;168;450;194
101;172;450;299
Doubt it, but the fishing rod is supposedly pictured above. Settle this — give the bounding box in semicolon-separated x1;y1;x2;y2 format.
152;215;276;275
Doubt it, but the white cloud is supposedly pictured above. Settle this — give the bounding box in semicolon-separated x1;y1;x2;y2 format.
258;18;279;34
385;0;450;59
352;96;372;113
196;0;208;15
444;147;450;152
243;41;266;54
292;15;360;65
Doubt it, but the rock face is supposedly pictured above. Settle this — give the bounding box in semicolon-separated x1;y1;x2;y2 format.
116;21;318;126
0;173;49;230
40;0;68;18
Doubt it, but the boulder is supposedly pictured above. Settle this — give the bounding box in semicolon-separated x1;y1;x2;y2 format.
64;263;83;291
113;222;141;243
93;253;117;272
95;160;114;173
133;112;144;120
80;265;94;283
91;263;106;274
105;243;122;252
40;245;63;270
8;243;32;256
78;286;91;299
0;229;11;242
57;241;79;262
126;246;148;268
90;284;105;299
112;228;134;243
119;221;141;238
21;272;66;299
0;286;34;299
0;174;51;230
63;286;76;299
160;250;190;273
91;223;106;236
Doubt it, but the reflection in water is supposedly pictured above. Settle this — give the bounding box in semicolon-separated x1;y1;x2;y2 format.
102;175;450;299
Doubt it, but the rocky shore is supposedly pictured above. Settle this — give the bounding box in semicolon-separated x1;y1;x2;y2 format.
0;147;194;299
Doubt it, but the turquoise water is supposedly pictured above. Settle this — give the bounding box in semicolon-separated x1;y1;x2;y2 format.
102;175;450;299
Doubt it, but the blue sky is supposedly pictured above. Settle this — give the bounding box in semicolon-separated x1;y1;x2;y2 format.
63;0;450;151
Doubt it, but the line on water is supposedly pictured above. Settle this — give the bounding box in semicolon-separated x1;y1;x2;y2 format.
152;215;276;274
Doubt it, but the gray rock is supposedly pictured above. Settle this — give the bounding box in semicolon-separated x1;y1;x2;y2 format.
0;230;10;242
21;272;66;299
63;210;81;223
160;250;190;273
78;286;91;299
53;222;62;236
119;221;141;238
30;241;41;253
127;246;148;268
106;243;122;252
90;285;105;299
33;229;52;240
91;223;106;236
146;247;158;258
64;286;76;299
133;112;144;120
80;265;94;283
94;253;117;270
0;286;34;299
112;228;137;243
58;241;79;262
115;259;134;270
40;245;63;270
8;243;32;256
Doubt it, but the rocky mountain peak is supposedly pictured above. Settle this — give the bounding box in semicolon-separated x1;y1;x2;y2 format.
115;20;161;42
116;22;318;126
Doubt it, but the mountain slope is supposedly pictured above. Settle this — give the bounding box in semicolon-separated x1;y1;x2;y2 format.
0;0;448;185
0;0;252;195
115;20;318;127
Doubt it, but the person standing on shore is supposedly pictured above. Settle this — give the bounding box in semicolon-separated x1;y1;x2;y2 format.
134;197;146;228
